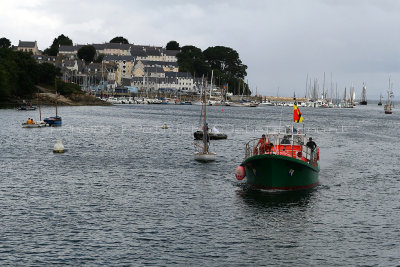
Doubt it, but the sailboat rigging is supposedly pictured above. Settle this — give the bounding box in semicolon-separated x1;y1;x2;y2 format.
21;90;49;128
194;72;216;162
360;83;367;105
384;77;394;114
44;79;62;126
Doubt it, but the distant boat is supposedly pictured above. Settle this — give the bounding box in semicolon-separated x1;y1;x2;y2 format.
44;80;62;126
17;101;36;111
384;77;394;114
378;94;383;106
21;91;49;128
360;83;367;105
384;90;394;114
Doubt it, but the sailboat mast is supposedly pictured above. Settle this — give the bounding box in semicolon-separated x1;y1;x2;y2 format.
55;78;58;117
210;70;213;98
203;79;208;154
38;90;41;121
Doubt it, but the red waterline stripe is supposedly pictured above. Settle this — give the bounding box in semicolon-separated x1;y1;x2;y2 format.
251;182;319;191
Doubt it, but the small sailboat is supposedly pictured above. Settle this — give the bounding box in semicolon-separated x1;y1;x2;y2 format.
21;91;49;128
384;90;394;114
384;77;394;114
378;94;383;106
360;83;367;105
44;80;62;126
194;72;216;162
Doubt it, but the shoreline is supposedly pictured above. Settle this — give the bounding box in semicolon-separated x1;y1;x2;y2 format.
0;93;111;107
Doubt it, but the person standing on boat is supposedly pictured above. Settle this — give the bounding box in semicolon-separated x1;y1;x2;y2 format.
306;137;317;161
306;137;317;151
256;134;267;154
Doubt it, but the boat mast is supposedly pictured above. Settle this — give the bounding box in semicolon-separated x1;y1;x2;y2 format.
38;89;41;121
55;78;58;117
204;71;213;153
209;71;212;98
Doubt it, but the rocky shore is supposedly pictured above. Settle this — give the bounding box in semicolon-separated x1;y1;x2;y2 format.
0;86;111;107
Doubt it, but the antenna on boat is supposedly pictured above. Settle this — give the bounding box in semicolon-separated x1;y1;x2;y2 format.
278;101;284;134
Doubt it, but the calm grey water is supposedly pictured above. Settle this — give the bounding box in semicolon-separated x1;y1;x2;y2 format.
0;104;399;266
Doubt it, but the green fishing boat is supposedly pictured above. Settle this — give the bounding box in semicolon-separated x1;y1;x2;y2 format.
235;126;320;191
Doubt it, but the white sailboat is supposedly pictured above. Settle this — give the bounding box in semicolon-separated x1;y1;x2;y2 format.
194;71;216;162
384;78;394;114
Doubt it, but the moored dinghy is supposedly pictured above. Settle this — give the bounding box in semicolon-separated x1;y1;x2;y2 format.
21;91;49;128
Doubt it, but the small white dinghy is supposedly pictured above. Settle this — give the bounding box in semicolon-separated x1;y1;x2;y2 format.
22;121;49;128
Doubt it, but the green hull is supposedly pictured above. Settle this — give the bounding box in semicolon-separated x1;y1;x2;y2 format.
242;154;319;190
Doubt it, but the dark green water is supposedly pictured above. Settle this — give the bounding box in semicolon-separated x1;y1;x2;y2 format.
0;104;399;265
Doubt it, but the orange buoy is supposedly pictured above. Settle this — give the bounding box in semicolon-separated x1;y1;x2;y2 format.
235;166;246;180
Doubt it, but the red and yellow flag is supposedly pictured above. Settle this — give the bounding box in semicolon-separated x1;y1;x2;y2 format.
293;103;303;123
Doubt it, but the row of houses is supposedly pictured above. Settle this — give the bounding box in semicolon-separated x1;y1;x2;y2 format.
16;40;202;94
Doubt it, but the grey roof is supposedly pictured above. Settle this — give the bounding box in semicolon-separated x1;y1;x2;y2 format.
18;41;36;48
144;66;165;73
166;50;179;56
91;43;132;51
103;55;135;61
87;63;103;70
130;48;147;57
130;77;159;83
92;44;105;50
62;60;76;67
104;43;131;50
140;60;178;67
59;45;81;52
165;71;192;79
145;49;162;56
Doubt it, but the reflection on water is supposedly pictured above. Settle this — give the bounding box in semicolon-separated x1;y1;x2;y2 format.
235;184;316;208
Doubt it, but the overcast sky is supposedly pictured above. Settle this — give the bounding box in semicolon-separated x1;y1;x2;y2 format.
1;0;400;99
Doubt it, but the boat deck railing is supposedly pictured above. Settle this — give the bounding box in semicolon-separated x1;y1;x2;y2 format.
245;133;319;164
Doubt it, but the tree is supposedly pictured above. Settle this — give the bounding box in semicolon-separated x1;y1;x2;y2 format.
36;63;61;85
77;45;96;63
0;48;63;98
203;46;247;79
110;36;129;44
203;46;248;94
94;53;105;63
0;37;11;48
166;40;180;50
176;45;210;78
44;34;73;56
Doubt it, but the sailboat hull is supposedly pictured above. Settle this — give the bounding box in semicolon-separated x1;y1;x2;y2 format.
22;122;49;128
44;116;62;126
194;152;216;162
